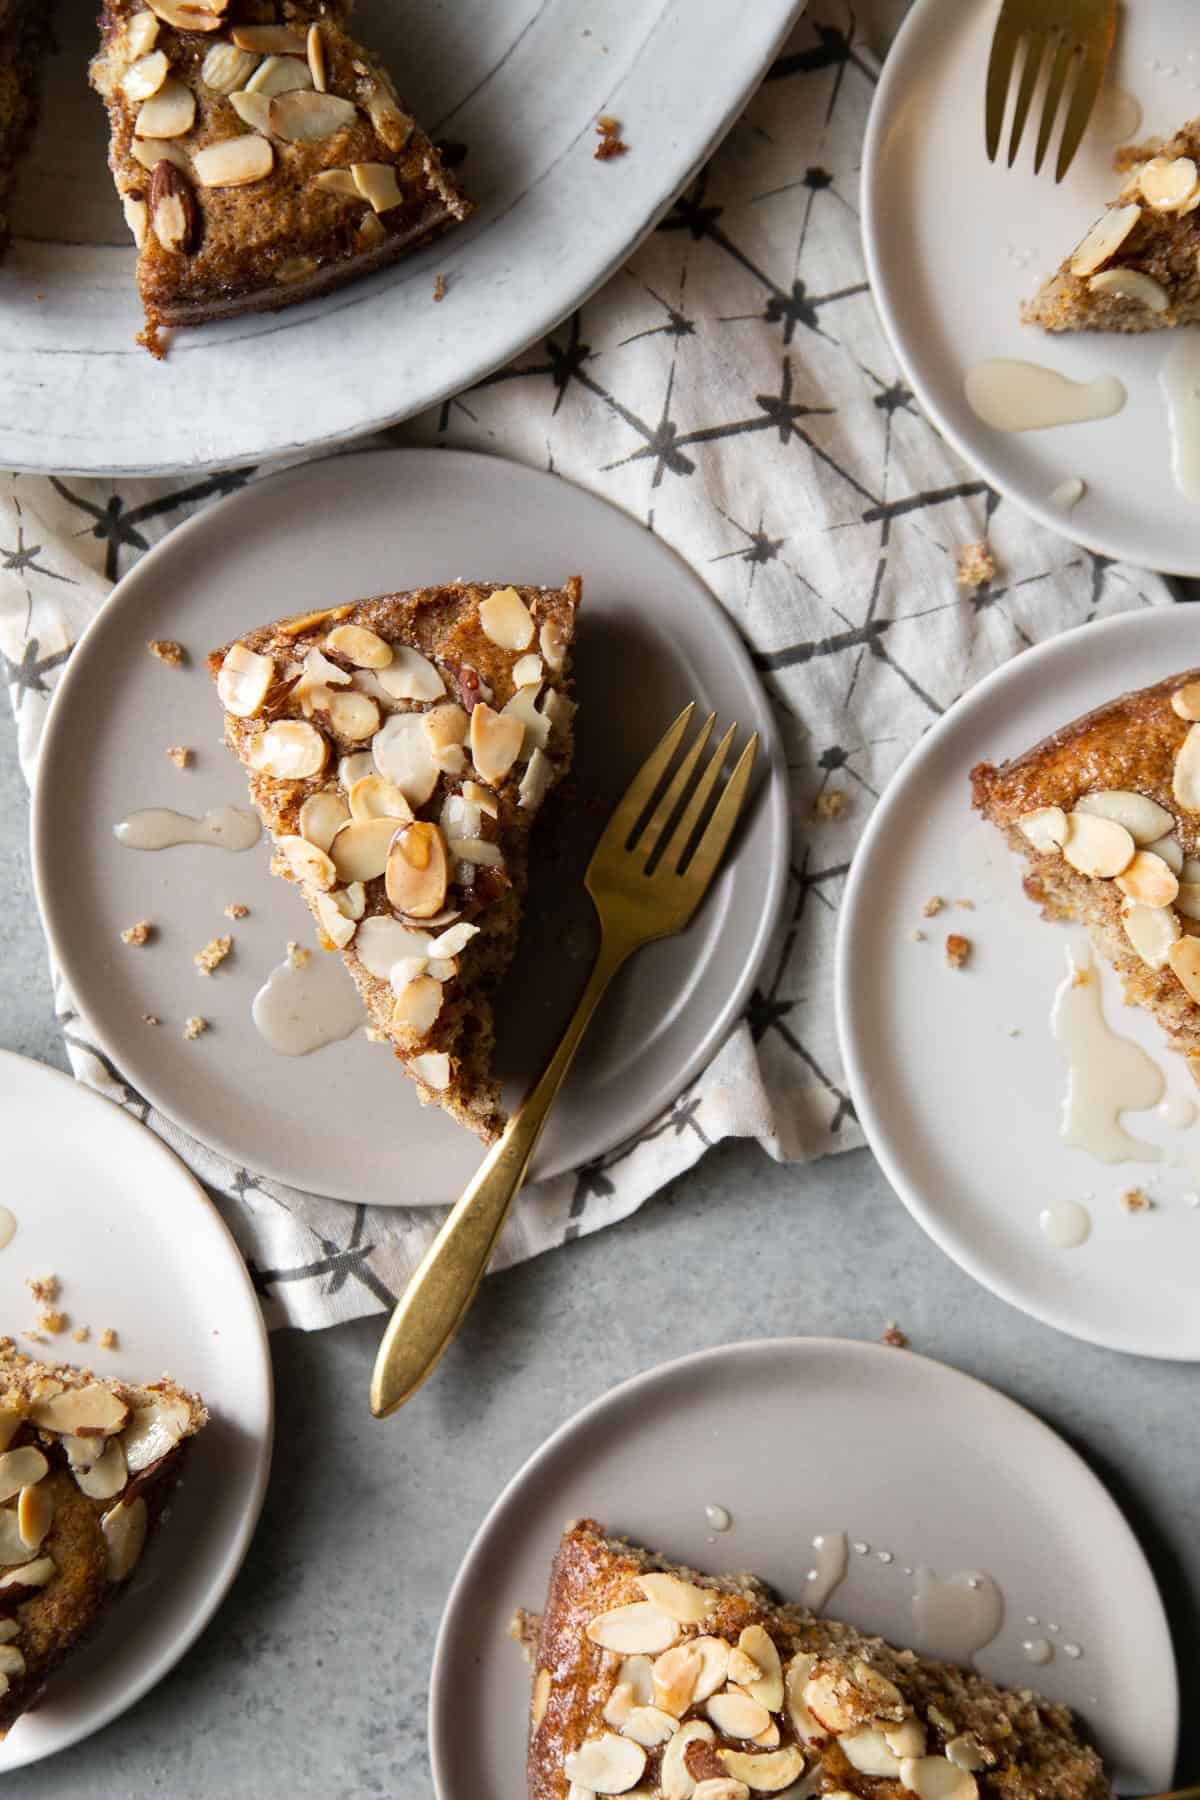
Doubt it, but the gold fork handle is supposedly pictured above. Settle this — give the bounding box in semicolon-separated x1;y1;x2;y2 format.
1144;1788;1200;1799
369;930;632;1418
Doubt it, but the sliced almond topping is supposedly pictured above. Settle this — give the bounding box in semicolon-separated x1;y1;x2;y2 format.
126;11;161;56
1176;882;1200;920
1171;681;1200;720
411;1050;451;1090
1062;811;1135;878
231;23;306;52
663;1720;716;1799
634;1572;717;1624
102;1494;149;1582
0;1644;24;1679
1168;934;1200;1002
122;193;149;247
73;1437;127;1501
0;1555;55;1593
689;1637;733;1705
604;1679;636;1728
314;889;356;949
731;1626;783;1713
653;1644;702;1717
691;1782;751;1800
1147;832;1184;875
200;42;259;93
229;91;273;132
31;1383;128;1438
840;1727;902;1777
270;88;357;140
354;917;432;979
324;623;392;669
1087;266;1170;312
348;774;414;823
1073;789;1174;844
518;745;554;813
427;921;479;958
884;1718;928;1759
1139;155;1199;210
1017;805;1068;852
1174;722;1200;811
363;77;411;150
899;1756;979;1800
310;686;379;743
614;1654;655;1707
564;1732;647;1794
801;1671;857;1734
329;816;399;883
423;704;470;772
132;135;190;173
1124;902;1183;970
359;211;387;248
245;52;313;96
276;834;337;891
1069;203;1141;276
135;77;195;138
707;1692;772;1739
447;836;505;868
512;653;543;688
373;713;440;804
376;645;446;701
0;1447;44;1504
502;685;550;757
385;822;449;918
193;133;274;187
391;975;443;1039
146;0;225;31
622;1704;680;1747
1115;849;1179;908
470;703;524;785
122;1393;191;1472
462;779;499;818
247;719;328;780
0;1508;32;1565
339;751;375;791
305;21;328;90
752;1722;780;1749
296;646;352;699
531;1665;552;1730
16;1481;53;1552
0;1402;26;1456
717;1747;805;1792
315;167;361;197
122;49;170;101
587;1600;681;1655
352;161;404;213
298;790;350;853
539;616;567;671
479;586;534;651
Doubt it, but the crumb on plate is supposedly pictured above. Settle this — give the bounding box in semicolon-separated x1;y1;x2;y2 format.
183;1015;208;1040
922;895;945;918
224;902;249;920
72;1325;90;1344
194;934;232;976
165;744;192;768
432;272;447;302
26;1274;58;1305
286;940;311;970
147;637;186;668
120;920;154;947
1120;1186;1152;1213
882;1321;909;1349
98;1327;119;1350
945;932;971;969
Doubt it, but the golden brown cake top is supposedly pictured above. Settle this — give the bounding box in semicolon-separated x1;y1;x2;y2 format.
524;1520;1111;1800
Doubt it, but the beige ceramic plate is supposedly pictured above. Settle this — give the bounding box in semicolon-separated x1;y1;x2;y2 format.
0;1051;272;1772
429;1338;1176;1799
32;449;787;1207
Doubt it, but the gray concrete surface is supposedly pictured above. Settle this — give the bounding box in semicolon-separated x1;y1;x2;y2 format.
1;720;1197;1798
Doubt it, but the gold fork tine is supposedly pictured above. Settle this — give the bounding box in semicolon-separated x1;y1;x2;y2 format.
1033;31;1074;173
1006;28;1046;166
674;731;758;891
985;10;1023;161
1056;31;1107;180
635;712;716;864
596;700;694;856
659;721;738;875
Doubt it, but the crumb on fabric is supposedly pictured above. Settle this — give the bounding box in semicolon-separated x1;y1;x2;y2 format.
120;920;154;947
432;272;447;303
922;895;945;918
882;1322;909;1349
956;540;996;589
165;744;192;768
594;114;629;159
183;1015;208;1040
27;1275;59;1305
286;940;312;970
1120;1186;1152;1213
813;789;847;821
194;934;232;976
945;932;971;969
224;901;249;920
98;1328;118;1350
147;637;186;667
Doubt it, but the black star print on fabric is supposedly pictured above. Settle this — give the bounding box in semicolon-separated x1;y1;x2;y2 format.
2;638;71;705
2;525;75;586
50;468;255;582
248;1205;396;1309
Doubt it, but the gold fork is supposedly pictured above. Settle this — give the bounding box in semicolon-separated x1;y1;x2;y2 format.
985;0;1116;181
369;702;758;1419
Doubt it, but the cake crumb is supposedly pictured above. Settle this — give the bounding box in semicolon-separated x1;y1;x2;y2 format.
147;637;186;668
286;940;312;970
1071;964;1092;988
922;895;945;918
183;1015;209;1040
38;1308;67;1335
1119;1186;1152;1214
142;1013;161;1026
165;744;192;768
813;789;847;821
72;1325;90;1344
120;920;154;947
956;540;996;589
432;272;447;303
594;114;629;159
882;1321;909;1349
26;1275;59;1306
23;1330;47;1345
955;897;975;911
194;934;232;976
365;1026;388;1043
910;928;926;943
224;902;249;920
98;1328;119;1351
945;932;972;969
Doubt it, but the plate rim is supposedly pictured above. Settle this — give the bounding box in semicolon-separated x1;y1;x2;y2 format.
426;1333;1180;1797
859;0;1200;580
30;445;791;1204
0;1048;274;1772
834;604;1200;1362
5;0;807;479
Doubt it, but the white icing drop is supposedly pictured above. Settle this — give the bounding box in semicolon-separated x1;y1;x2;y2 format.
114;805;261;852
965;360;1125;432
252;948;363;1056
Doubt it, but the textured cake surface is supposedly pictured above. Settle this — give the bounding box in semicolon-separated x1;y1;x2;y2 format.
88;0;472;346
210;579;580;1142
518;1519;1111;1800
0;1342;207;1737
972;668;1200;1075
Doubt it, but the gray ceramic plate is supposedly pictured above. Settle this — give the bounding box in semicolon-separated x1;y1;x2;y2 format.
33;449;787;1208
3;0;804;475
429;1338;1177;1800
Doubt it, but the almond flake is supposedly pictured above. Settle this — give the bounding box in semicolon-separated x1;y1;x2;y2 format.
469;703;524;784
840;1727;902;1777
32;1382;129;1438
329;816;398;883
1115;849;1178;908
122;49;169;101
126;12;161;56
122;1394;191;1472
373;713;440;804
1062;811;1135;877
217;642;274;715
232;23;306;52
1069;203;1141;275
512;653;543;688
132;135;190;172
479;585;534;651
313;889;356;949
391;975;443;1039
0;1447;47;1503
201;42;259;92
1171;681;1200;720
1073;789;1173;844
348;773;413;823
146;0;225;28
0;1555;55;1593
122;194;149;246
102;1494;149;1581
135;77;195;138
354;917;432;979
635;1572;717;1624
662;1721;715;1799
1168;934;1200;1001
587;1601;681;1656
229;91;273;132
324;623;392;669
652;1644;702;1717
247;719;327;780
385;822;449;918
717;1747;805;1792
410;1050;451;1090
707;1691;771;1739
245;52;313;96
376;645;445;701
899;1756;979;1800
271;88;357;140
539;616;567;670
73;1437;127;1500
1139;155;1199;210
732;1626;783;1713
352;161;403;212
276;834;337;891
1174;722;1200;810
315;167;361;197
193;133;274;187
298;791;350;853
1087;266;1169;312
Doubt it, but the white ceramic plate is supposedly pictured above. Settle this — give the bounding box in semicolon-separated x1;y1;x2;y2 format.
837;606;1200;1362
3;0;803;477
32;448;788;1208
429;1337;1177;1799
862;0;1200;576
0;1050;272;1773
